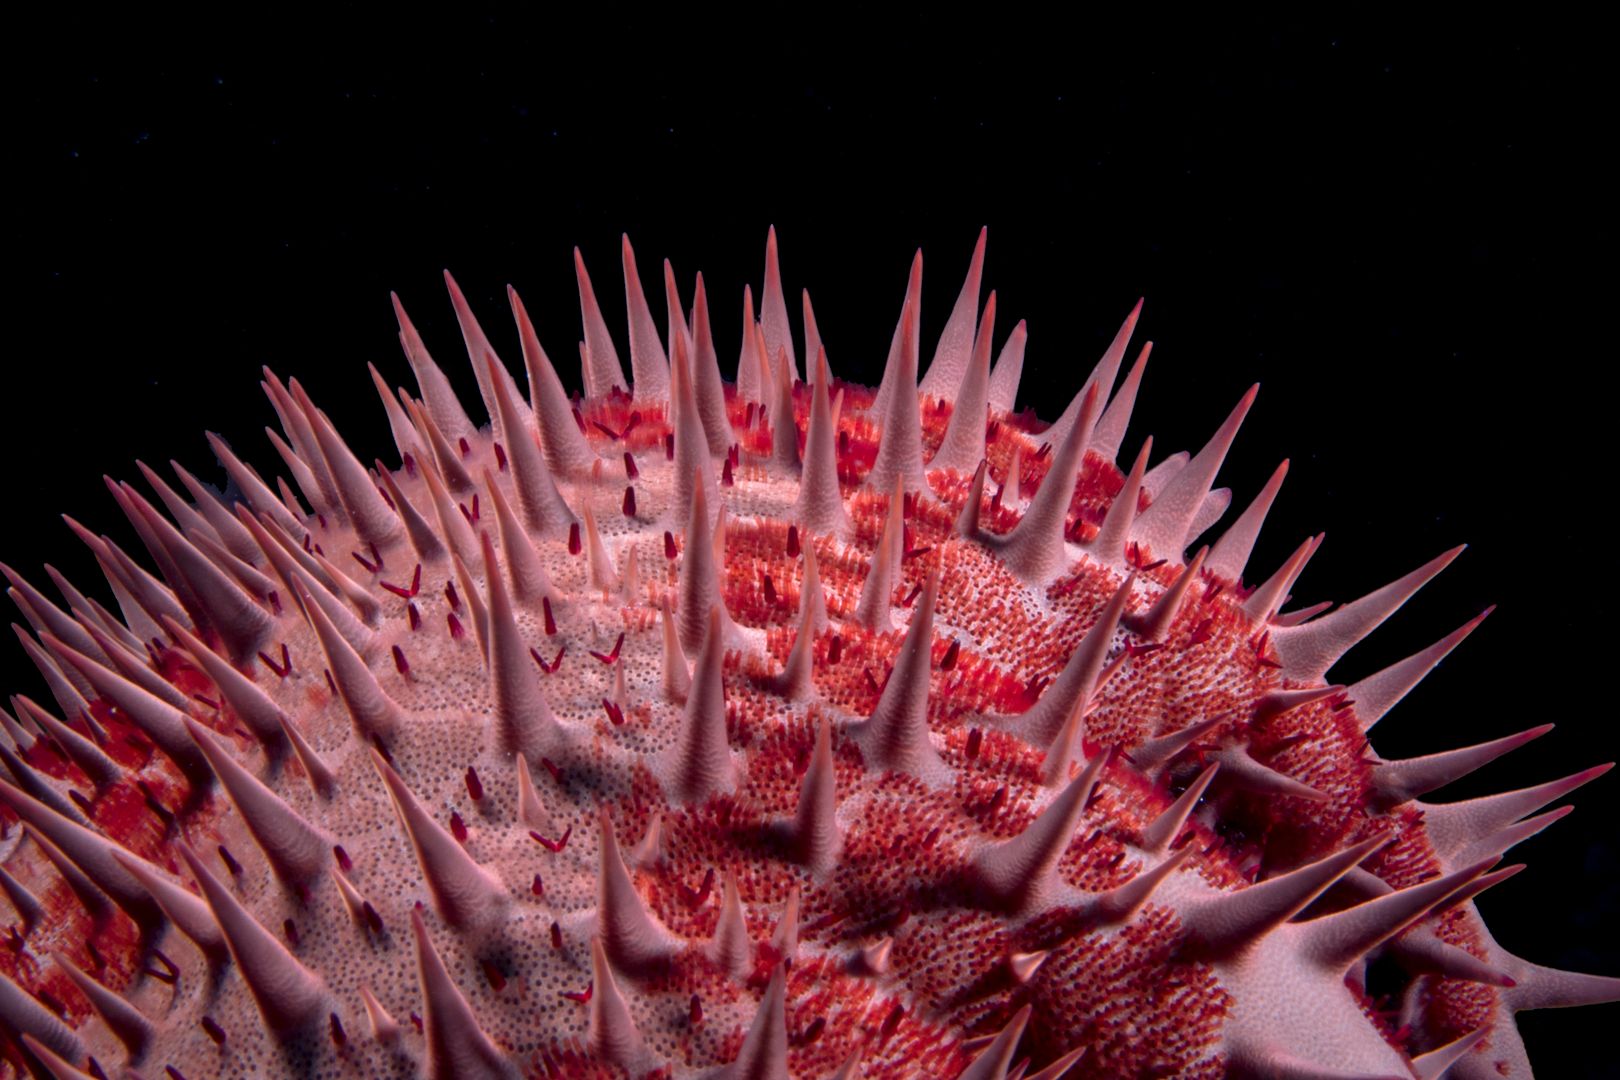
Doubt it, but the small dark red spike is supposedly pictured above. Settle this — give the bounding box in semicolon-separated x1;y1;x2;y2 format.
450;812;468;843
259;643;292;678
329;1011;347;1047
880;1002;904;1042
334;845;352;872
465;766;483;801
445;581;460;610
786;525;800;557
568;523;582;555
623;486;637;517
590;632;626;665
408;602;422;630
392;645;410;675
623;451;639;480
380;563;422;599
664;530;678;559
530;825;573;853
689;994;703;1025
217;844;243;878
447;612;465;640
681;867;716;908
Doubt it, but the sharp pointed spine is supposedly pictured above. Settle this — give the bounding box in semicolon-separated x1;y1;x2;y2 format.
710;870;752;979
482;531;564;760
670;329;718;526
1420;763;1613;863
183;717;329;885
689;272;734;455
1270;546;1466;681
479;470;553;608
768;586;818;701
869;250;923;419
0;780;160;924
161;616;286;751
1373;723;1554;805
790;711;840;874
970;753;1108;913
677;477;731;654
53;951;154;1060
865;295;925;495
795;347;849;535
0;971;85;1069
1125;547;1208;642
1300;857;1499;972
293;390;403;549
1182;836;1386;957
956;458;988;537
443;268;525;444
672;607;733;803
509;285;596;478
852;479;905;632
178;841;327;1031
919;227;988;399
13;696;119;789
1142;762;1220;855
574;246;628;397
1206;459;1290;583
295;580;401;739
483;350;575;535
359;983;400;1042
43;632;209;783
616;234;670;398
409;905;513;1079
717;962;788;1080
853;572;942;777
1347;607;1493;732
392;291;475;440
596;808;676;972
986;318;1028;415
931;291;997;475
1018;572;1134;748
589;936;654;1072
108;849;226;958
0;863;44;928
995;383;1100;582
957;1004;1031;1080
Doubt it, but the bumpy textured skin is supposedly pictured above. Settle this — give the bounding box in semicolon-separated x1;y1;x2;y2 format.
0;230;1613;1080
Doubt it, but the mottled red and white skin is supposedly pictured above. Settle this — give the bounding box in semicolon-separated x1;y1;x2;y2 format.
0;230;1613;1080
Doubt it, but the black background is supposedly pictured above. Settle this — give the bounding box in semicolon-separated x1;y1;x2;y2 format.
10;16;1614;1075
